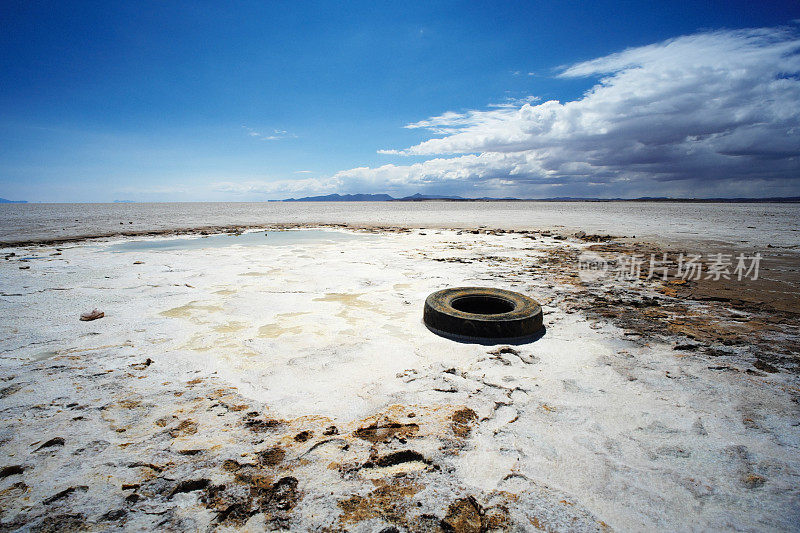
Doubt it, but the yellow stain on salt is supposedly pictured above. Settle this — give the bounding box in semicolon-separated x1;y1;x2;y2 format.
258;323;303;338
313;292;372;308
213;289;237;295
311;292;396;326
212;321;248;333
59;342;134;354
382;323;408;339
181;334;259;358
238;268;282;277
313;293;374;326
277;312;310;319
160;301;224;319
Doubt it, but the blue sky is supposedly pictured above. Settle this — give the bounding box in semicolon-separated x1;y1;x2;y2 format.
1;1;799;201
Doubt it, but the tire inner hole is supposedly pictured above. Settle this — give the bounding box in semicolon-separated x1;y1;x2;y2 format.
451;295;516;315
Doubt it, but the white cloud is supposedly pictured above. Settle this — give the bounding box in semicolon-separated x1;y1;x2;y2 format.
242;125;296;141
342;27;800;197
213;177;339;196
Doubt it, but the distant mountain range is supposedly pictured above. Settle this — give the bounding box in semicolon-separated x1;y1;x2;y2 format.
0;198;26;203
280;192;554;201
278;193;800;203
281;193;395;202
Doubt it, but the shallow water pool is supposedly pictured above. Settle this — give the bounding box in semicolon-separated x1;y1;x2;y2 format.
105;229;373;252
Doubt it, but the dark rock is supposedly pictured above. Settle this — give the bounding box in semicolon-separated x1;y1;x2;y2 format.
100;509;127;521
753;360;779;373
674;343;699;351
35;437;65;451
257;446;285;466
222;459;245;471
33;513;86;532
130;358;152;369
0;384;22;398
0;465;24;478
373;450;429;468
742;474;766;488
294;431;313;442
178;449;204;456
43;486;88;505
243;418;280;432
442;496;482;533
170;479;211;497
128;461;163;472
451;408;479;438
79;308;104;321
271;477;299;511
354;421;419;443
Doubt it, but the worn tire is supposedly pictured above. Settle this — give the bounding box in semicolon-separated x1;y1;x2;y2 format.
424;287;543;342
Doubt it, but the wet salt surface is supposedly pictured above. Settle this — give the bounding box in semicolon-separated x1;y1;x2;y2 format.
104;229;374;252
2;201;799;252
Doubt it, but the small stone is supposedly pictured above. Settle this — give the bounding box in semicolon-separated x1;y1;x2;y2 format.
169;479;210;497
35;437;65;451
442;496;482;533
130;358;153;369
80;309;104;321
0;465;24;478
43;485;87;504
257;446;285;466
753;360;779;373
100;509;127;521
294;430;313;442
743;473;766;488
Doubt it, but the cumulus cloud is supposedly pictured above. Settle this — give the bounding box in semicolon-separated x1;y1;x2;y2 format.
335;26;800;197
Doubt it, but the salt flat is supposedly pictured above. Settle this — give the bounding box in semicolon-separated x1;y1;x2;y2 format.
0;228;798;531
2;201;800;252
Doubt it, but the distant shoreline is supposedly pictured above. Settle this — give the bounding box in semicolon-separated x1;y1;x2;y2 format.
4;198;799;204
278;193;800;203
386;197;800;203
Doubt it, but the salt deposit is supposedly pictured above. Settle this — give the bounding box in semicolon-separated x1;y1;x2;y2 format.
0;228;798;530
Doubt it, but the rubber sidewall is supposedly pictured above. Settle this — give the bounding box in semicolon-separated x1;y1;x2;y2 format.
424;287;543;340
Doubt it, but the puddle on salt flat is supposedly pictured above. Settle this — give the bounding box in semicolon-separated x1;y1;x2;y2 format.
104;229;374;253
